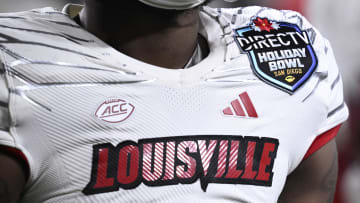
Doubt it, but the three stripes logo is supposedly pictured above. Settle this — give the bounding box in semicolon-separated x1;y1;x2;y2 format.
223;92;258;118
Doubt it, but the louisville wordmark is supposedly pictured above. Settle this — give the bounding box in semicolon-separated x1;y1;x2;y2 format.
83;135;279;195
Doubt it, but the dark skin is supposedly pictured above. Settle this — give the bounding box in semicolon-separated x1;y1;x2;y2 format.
78;0;201;69
0;153;26;203
278;140;338;203
0;1;339;202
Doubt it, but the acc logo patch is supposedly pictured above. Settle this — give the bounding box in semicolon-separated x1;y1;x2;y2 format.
234;17;318;94
95;98;135;123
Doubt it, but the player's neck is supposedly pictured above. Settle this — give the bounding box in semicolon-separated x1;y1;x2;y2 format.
79;2;203;69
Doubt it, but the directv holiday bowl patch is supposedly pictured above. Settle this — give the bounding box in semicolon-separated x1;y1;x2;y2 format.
235;17;318;94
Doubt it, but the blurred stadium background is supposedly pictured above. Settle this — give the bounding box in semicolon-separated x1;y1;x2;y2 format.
1;0;359;202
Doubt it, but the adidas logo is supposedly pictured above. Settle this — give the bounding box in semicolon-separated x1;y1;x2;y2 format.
223;92;258;118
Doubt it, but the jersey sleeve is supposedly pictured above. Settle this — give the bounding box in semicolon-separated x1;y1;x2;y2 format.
0;60;30;178
302;38;348;159
283;11;349;159
315;39;349;134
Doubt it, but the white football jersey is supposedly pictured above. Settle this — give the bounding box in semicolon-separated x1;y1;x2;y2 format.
0;4;348;203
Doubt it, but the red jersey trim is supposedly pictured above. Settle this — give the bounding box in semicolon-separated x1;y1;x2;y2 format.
303;125;342;160
0;145;30;180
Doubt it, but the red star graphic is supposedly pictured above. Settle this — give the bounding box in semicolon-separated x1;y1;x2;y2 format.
253;17;274;32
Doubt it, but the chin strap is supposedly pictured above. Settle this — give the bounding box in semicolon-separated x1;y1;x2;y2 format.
62;4;84;18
